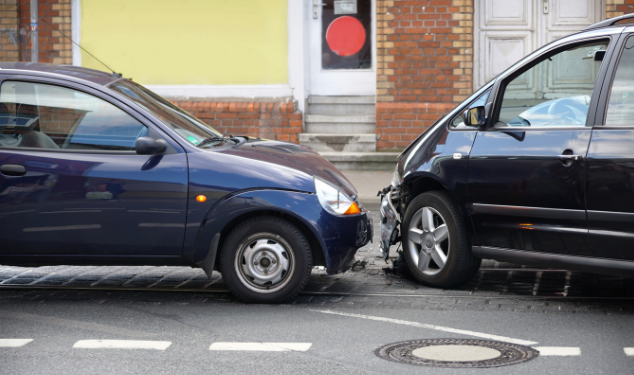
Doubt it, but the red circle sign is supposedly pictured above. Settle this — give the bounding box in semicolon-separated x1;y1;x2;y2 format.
326;16;366;57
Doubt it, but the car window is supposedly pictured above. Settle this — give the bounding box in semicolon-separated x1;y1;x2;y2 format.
495;40;609;128
451;89;490;128
605;35;634;126
108;80;223;146
0;81;147;151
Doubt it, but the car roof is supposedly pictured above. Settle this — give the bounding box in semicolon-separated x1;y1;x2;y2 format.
582;13;634;31
0;62;120;86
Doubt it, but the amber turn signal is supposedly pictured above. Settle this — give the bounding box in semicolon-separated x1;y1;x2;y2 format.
196;195;207;203
344;202;361;215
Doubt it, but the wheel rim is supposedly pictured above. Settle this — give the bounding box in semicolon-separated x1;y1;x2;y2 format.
234;233;295;294
407;206;450;276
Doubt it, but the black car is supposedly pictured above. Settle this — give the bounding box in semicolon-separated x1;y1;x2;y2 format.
380;14;634;288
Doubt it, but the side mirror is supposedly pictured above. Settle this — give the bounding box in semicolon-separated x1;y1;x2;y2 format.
594;50;606;61
135;137;166;155
584;50;606;61
462;106;486;127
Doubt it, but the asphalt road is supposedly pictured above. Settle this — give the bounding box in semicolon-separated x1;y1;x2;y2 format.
0;292;633;375
1;203;633;374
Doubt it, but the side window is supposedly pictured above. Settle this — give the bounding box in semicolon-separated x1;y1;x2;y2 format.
451;89;490;128
605;36;634;126
495;40;609;128
0;81;147;150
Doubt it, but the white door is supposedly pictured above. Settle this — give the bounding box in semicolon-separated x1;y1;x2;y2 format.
309;0;376;96
474;0;603;90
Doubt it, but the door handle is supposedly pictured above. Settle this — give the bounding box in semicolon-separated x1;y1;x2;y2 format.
0;164;27;176
557;155;583;161
313;0;326;19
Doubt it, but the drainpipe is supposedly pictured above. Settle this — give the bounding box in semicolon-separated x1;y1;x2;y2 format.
30;0;38;62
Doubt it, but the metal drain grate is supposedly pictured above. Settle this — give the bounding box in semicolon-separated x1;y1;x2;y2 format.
375;339;539;368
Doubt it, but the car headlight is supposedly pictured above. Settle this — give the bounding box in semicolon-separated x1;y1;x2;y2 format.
391;165;402;187
314;178;361;215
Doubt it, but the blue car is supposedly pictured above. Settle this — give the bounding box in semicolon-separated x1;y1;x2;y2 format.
0;63;371;303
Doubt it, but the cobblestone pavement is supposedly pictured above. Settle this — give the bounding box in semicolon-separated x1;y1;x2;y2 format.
1;210;633;314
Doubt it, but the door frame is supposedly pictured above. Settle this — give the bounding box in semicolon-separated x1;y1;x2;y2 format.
305;0;377;97
473;0;606;91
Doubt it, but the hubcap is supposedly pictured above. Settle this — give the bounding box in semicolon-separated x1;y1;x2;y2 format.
407;206;450;275
234;233;294;294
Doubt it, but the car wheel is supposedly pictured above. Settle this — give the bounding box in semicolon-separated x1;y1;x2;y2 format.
401;191;480;288
219;216;312;303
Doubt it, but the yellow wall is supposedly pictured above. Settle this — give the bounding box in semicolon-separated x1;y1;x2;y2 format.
80;0;288;85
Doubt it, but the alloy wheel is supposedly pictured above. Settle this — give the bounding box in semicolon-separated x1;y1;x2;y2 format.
407;206;450;275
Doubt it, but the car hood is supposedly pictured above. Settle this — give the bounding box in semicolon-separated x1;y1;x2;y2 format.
218;139;358;198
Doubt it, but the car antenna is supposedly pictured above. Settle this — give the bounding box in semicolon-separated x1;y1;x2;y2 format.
39;17;122;77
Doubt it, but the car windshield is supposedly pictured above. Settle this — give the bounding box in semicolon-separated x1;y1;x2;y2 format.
108;79;223;146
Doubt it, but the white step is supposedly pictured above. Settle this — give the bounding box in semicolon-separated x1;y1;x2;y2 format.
304;114;375;134
308;96;375;115
320;152;401;171
309;96;375;104
300;133;378;152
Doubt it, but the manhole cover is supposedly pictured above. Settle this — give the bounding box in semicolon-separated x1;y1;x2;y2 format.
375;339;539;368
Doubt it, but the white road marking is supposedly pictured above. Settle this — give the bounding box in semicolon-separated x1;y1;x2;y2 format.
534;347;581;356
311;310;538;346
625;348;634;356
73;340;172;350
209;342;312;352
0;339;33;347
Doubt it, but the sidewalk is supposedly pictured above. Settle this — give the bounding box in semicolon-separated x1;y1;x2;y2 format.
341;170;391;208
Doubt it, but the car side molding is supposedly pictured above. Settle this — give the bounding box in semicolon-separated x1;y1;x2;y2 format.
472;203;586;221
472;246;634;277
587;210;634;223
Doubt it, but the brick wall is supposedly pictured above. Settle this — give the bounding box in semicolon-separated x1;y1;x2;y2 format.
376;0;473;151
0;0;19;62
172;100;303;144
19;0;72;64
376;101;456;149
607;0;634;18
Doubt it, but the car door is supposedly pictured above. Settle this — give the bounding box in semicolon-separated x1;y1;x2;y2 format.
468;37;614;257
586;31;634;261
0;78;188;259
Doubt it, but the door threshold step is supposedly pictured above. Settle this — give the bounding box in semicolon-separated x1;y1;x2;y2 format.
305;114;375;123
299;134;379;142
309;96;376;104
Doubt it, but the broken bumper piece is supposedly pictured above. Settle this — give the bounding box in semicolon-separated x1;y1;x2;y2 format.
379;189;400;260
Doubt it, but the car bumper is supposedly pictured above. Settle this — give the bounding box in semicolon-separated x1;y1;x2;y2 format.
319;207;372;274
379;189;399;260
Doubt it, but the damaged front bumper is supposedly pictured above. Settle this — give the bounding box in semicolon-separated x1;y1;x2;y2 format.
379;187;400;260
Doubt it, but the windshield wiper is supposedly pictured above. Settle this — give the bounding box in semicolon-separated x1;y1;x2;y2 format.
197;134;245;148
197;136;230;147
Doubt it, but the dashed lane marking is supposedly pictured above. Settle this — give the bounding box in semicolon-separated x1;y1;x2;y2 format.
209;342;312;352
533;347;581;356
625;348;634;356
73;340;172;350
0;339;33;347
311;309;538;346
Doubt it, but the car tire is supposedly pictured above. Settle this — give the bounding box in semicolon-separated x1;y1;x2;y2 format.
219;216;312;303
401;191;480;288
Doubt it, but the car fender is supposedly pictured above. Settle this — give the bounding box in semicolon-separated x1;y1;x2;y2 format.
188;189;328;277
